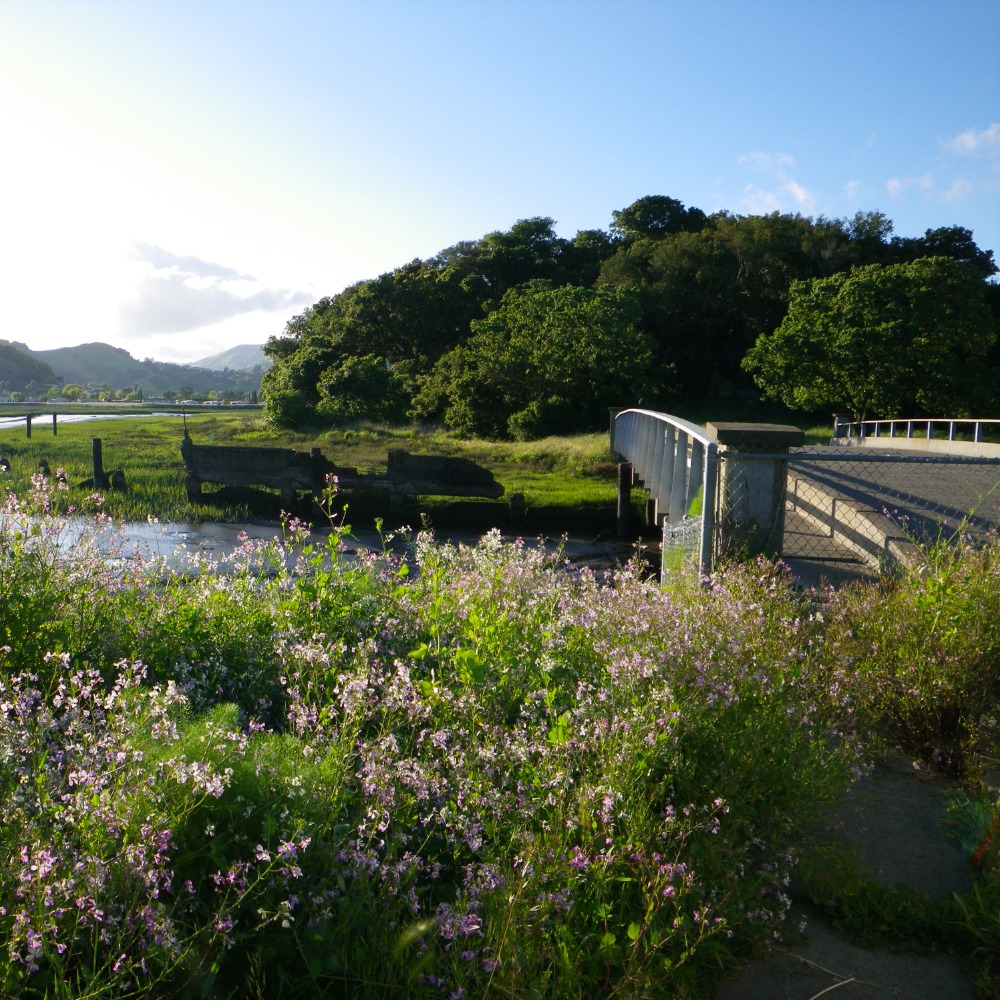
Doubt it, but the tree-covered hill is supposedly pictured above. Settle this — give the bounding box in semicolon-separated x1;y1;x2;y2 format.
191;344;271;372
262;197;998;438
0;341;60;394
20;342;265;397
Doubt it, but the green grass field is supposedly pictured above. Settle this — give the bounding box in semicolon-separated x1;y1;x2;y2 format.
0;402;832;529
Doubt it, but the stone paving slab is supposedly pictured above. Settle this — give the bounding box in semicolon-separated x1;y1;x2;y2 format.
714;756;977;1000
715;909;974;1000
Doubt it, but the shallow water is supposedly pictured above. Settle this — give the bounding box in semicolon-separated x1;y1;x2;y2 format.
0;411;182;431
5;511;632;578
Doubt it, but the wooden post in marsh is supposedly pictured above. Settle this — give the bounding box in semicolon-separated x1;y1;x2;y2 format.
52;413;58;436
25;414;32;439
92;438;107;490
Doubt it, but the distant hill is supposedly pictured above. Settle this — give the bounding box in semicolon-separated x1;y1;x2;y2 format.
190;344;270;372
0;341;60;392
6;342;265;396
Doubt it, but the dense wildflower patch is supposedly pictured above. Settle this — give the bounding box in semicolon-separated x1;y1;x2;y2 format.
0;477;997;997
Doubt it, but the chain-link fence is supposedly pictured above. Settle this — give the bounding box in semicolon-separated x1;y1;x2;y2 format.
660;513;705;576
717;447;1000;575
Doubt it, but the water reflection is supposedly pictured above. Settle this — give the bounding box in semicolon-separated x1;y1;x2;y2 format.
0;412;182;431
7;511;625;578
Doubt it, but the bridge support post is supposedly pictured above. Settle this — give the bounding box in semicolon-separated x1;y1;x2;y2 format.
706;423;804;559
616;462;633;538
644;497;657;530
608;407;624;456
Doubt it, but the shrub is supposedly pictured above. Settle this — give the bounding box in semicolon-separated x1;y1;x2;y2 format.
824;531;1000;777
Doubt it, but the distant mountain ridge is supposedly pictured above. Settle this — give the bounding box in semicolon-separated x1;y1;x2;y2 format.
0;340;267;395
189;344;270;372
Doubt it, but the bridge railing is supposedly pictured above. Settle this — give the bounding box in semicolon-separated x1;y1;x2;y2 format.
611;409;718;577
833;416;1000;443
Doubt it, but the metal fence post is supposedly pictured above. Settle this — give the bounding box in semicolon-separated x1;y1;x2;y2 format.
699;444;718;578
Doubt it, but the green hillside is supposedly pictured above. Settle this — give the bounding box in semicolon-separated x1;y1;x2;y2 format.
27;342;264;396
0;341;60;392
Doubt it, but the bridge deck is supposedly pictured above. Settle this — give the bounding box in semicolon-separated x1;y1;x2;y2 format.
779;445;1000;581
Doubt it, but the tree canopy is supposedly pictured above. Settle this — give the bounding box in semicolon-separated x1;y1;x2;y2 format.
260;200;998;437
742;257;997;421
412;284;655;439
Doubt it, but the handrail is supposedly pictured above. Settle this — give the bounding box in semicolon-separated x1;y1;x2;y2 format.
611;409;717;576
611;408;716;453
833;416;1000;443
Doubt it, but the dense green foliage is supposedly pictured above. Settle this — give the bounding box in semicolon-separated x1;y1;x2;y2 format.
743;256;997;420
262;202;998;437
412;284;655;438
1;477;999;997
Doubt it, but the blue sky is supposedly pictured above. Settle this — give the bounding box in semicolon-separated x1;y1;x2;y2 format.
1;0;998;364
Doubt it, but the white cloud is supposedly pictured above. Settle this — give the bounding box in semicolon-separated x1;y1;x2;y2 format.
941;177;975;202
736;151;817;214
943;124;1000;156
885;174;934;198
739;184;783;214
118;243;313;337
737;151;796;174
128;243;250;280
843;180;862;200
784;180;814;210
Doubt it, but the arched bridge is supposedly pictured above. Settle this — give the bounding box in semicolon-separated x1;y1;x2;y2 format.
611;410;1000;583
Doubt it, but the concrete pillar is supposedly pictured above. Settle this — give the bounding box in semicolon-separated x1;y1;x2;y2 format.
616;462;632;538
706;422;804;558
608;407;624;456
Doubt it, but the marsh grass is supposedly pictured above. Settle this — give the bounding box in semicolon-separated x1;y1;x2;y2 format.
0;414;621;528
0;401;830;527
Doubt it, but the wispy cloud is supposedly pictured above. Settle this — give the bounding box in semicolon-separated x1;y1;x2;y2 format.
119;243;313;337
941;177;975;202
736;151;817;213
737;152;796;173
942;123;1000;156
885;174;934;198
739;185;782;214
127;243;250;280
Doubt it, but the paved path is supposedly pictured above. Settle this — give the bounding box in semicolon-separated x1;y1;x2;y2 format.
780;446;1000;580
